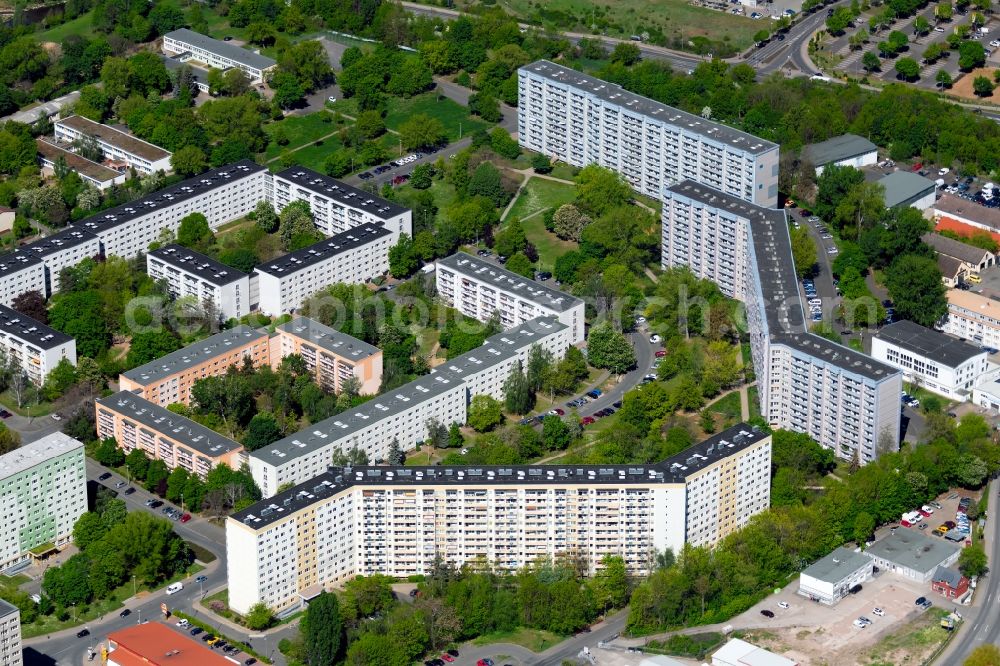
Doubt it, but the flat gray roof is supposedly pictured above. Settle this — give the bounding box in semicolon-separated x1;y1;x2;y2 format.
876;320;984;368
438;252;583;313
437;317;567;380
0;303;73;349
801;547;872;583
0;250;42;279
274;167;410;220
36;137;123;183
98;390;242;458
23;226;99;259
254;223;391;277
0;431;82;480
878;171;937;208
803;134;877;167
521;60;778;155
922;232;993;265
165;28;277;71
777;332;898;382
934;194;1000;231
276;317;380;362
0;598;17;619
236;423;768;529
160;55;211;88
149;244;248;286
121;325;266;385
56;115;171;162
866;529;960;574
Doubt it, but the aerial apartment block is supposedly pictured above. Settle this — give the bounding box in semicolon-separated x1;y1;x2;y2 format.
273;317;383;395
662;181;902;463
248;317;573;497
96;391;244;478
147;245;251;321
163;28;277;83
73;160;269;260
36;136;127;190
0;432;86;572
517;60;780;207
228;423;771;614
254;223;393;315
0;304;76;384
53;115;173;174
21;227;101;296
0;600;21;666
941;288;1000;349
118;326;269;406
436;252;586;343
0;252;45;307
272;167;413;238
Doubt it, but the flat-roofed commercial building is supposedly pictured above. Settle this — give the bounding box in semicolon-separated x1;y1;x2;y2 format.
712;639;797;666
74;160;269;259
107;623;235;666
942;288;1000;349
802;134;878;176
662;181;902;463
229;424;771;614
0;600;21;666
36;137;127;190
436;252;585;343
163;28;277;83
273;317;382;395
0;432;86;572
147;245;251;321
21;227;101;296
118;326;269;406
254;223;393;316
797;547;874;605
872;320;987;400
96;391;244;478
0;304;76;384
864;530;961;583
877;171;938;210
517;60;779;207
0;252;45;307
53;115;172;174
272;167;412;238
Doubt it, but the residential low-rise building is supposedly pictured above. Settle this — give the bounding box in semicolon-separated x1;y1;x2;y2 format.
272;167;412;238
0;600;21;666
0;432;86;572
802;134;878;176
942;288;1000;349
118;326;269;406
864;530;961;583
872;320;987;400
933;194;1000;236
74;160;269;260
0;252;45;307
254;223;393;316
161;55;211;93
273;317;382;395
436;252;585;343
923;232;995;287
21;227;101;296
877;171;937;210
797;547;874;605
96;391;244;478
147;245;251;321
163;28;277;83
107;623;235;666
36;137;127;190
931;566;969;599
229;424;772;614
0;304;76;384
53;115;172;174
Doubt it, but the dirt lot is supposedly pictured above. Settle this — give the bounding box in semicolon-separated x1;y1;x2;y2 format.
950;67;1000;102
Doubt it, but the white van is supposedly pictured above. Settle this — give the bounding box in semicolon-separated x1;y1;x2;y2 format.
166;582;183;595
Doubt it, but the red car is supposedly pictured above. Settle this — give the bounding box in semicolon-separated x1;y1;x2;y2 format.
581;416;595;425
655;350;667;357
441;655;454;663
911;162;923;172
180;513;192;523
901;519;914;527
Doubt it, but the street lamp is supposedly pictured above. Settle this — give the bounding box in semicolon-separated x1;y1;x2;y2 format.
132;575;136;597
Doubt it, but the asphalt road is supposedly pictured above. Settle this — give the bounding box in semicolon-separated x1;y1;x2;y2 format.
24;459;295;666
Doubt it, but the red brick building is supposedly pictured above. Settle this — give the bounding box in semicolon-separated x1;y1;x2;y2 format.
931;566;969;599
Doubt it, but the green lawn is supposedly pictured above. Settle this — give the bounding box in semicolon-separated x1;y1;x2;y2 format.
384;92;488;142
36;12;97;43
264;112;340;161
747;386;760;419
503;177;578;271
472;627;565;652
707;391;742;421
282;135;345;173
0;391;53;417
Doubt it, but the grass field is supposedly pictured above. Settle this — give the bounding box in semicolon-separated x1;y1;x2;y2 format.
36;12;97;43
503;177;578;270
707;391;742;421
263;112;340;161
384;92;489;142
472;627;565;652
747;386;760;419
478;0;759;55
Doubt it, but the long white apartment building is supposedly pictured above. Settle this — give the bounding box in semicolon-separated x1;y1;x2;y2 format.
147;245;251;321
517;60;780;207
21;227;101;296
249;317;573;497
272;167;413;238
0;251;45;307
228;423;772;614
0;432;87;572
54;115;172;174
163;28;277;83
254;223;393;315
662;181;902;463
0;304;76;384
436;252;585;343
73;160;269;259
0;600;21;666
872;320;987;400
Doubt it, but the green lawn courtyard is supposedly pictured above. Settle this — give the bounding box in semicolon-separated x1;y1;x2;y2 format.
503;177;578;271
384;92;488;142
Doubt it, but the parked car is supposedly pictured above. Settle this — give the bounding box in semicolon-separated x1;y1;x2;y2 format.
99;472;113;481
181;513;192;523
873;607;885;617
124;487;136;495
655;350;667;357
119;609;131;617
760;609;774;618
778;601;790;609
0;410;12;419
77;629;90;638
